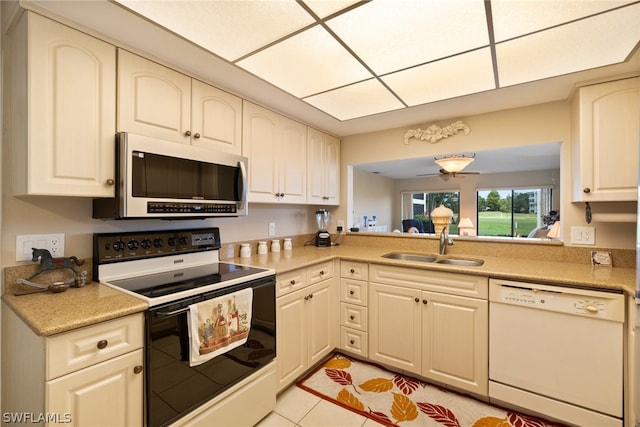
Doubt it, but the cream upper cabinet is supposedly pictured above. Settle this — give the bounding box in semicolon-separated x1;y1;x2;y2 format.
242;101;307;203
572;77;640;202
307;128;340;205
118;50;242;154
9;12;116;197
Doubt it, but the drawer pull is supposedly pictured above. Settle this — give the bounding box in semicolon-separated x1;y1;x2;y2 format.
350;268;355;274
350;340;355;345
350;315;355;320
320;270;325;275
133;365;143;374
97;340;108;350
349;290;355;295
290;279;296;285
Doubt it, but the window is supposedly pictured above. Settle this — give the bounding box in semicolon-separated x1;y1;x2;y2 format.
402;191;460;234
476;187;553;237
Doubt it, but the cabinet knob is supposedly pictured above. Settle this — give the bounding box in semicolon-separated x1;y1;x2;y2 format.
320;270;325;275
106;178;115;186
414;297;420;303
349;290;355;295
423;299;428;305
350;315;355;320
194;133;201;139
97;339;108;350
350;268;355;274
184;130;191;137
133;365;143;374
309;294;314;299
290;279;296;285
583;188;591;194
350;340;355;345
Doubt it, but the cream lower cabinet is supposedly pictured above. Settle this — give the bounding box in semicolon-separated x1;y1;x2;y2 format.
276;261;338;391
368;264;488;396
1;306;144;426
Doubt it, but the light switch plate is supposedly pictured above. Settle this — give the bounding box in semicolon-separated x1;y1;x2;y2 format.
16;234;65;261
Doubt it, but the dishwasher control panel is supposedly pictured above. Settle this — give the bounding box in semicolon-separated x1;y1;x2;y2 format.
489;278;624;322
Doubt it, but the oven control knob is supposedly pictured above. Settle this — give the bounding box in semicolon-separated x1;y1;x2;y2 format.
153;238;164;248
127;239;139;250
179;236;189;246
112;240;125;251
140;238;152;249
168;237;177;246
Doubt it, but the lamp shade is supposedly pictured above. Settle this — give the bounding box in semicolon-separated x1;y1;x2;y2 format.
434;154;475;174
547;221;561;239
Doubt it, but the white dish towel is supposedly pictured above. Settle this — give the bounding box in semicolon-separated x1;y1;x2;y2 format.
187;287;253;367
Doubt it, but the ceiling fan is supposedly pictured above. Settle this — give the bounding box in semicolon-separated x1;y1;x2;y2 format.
417;153;479;180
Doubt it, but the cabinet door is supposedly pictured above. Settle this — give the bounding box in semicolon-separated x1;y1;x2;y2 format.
369;283;421;373
306;280;338;367
573;77;640;201
278;116;307;203
276;290;307;391
307;128;340;205
23;13;116;197
324;134;341;205
422;291;488;395
242;101;279;202
117;50;191;144
46;350;143;427
191;80;243;154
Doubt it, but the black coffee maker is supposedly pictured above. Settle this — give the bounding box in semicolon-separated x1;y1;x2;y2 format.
315;209;331;247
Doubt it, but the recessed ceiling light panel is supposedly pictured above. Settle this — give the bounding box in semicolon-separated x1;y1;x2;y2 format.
383;48;496;106
303;0;363;19
326;0;489;75
304;79;405;120
237;25;373;98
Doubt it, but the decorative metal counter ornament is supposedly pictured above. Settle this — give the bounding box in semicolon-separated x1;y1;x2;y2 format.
14;248;87;295
404;120;470;144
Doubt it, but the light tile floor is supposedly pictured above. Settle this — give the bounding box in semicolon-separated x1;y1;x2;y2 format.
256;385;383;427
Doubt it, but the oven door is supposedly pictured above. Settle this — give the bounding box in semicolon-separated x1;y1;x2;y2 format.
145;275;275;427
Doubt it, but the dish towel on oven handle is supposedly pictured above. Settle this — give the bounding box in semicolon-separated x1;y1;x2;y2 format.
187;287;253;367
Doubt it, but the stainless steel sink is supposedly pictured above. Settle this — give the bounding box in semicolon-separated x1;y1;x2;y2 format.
382;252;484;266
435;258;484;266
382;252;437;263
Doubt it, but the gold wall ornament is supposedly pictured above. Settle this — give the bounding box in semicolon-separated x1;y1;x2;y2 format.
403;120;470;144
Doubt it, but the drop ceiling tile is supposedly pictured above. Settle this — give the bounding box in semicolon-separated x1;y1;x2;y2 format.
383;48;496;106
497;4;640;87
491;0;634;42
304;79;405;120
326;0;489;75
303;0;362;19
114;0;314;61
237;25;373;98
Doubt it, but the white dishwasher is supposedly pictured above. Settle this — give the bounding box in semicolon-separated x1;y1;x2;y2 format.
489;278;625;427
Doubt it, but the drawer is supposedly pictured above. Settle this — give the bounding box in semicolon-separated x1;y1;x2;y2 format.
276;268;307;297
340;327;368;358
370;264;488;299
46;313;144;380
308;261;334;285
340;278;368;306
340;261;368;281
340;303;368;331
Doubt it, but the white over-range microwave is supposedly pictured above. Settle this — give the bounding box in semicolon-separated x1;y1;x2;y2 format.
93;132;248;219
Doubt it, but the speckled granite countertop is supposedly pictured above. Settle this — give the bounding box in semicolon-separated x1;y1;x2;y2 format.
3;243;634;337
226;245;636;295
2;263;147;337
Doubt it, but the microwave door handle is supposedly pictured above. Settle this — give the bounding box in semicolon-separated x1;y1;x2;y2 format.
237;160;248;211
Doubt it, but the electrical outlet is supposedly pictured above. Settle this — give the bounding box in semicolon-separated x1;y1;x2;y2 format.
570;226;595;245
16;234;65;261
268;222;276;237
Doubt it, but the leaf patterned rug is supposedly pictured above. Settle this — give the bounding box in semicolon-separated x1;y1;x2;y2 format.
297;353;563;427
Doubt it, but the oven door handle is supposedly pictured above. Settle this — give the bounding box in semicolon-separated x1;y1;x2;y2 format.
154;306;190;317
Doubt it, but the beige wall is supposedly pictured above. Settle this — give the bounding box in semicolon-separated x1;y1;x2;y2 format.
352;168;394;231
339;100;637;250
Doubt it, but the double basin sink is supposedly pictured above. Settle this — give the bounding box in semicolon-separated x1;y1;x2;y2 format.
382;252;484;266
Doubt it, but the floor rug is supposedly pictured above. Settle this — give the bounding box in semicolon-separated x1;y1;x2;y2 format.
297;353;562;427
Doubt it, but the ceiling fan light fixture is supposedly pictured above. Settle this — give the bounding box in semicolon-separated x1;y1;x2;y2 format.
434;153;476;174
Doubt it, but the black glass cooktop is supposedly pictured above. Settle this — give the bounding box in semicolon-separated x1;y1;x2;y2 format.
106;262;270;299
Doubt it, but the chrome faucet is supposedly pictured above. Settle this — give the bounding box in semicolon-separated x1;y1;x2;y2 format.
439;226;454;255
